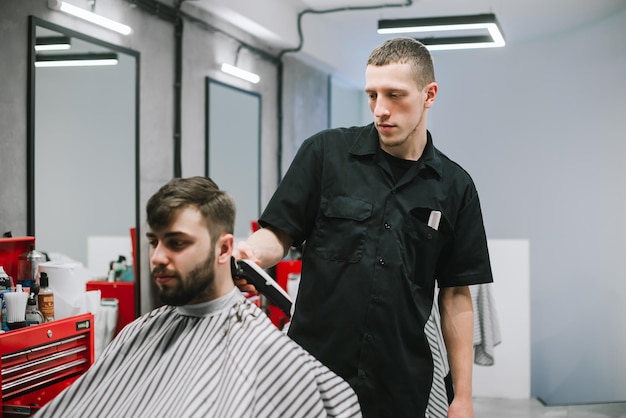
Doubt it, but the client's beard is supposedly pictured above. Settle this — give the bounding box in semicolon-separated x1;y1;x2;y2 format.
156;250;216;306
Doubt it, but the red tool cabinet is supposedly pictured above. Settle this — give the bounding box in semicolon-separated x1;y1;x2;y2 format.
86;281;135;336
0;236;35;282
0;313;95;417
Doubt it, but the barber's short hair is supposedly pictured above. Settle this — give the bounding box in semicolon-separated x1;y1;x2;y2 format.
146;176;236;242
367;37;436;88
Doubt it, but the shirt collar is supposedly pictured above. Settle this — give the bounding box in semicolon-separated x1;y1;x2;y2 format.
349;124;443;178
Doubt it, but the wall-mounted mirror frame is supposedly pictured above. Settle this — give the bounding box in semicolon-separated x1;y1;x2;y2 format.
206;78;261;240
27;16;141;314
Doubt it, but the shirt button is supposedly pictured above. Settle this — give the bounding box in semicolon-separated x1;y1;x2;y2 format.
359;371;367;380
384;222;391;229
366;334;374;342
372;295;380;303
378;258;385;266
427;233;433;239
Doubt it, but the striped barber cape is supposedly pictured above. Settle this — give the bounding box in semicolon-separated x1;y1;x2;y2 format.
35;288;362;418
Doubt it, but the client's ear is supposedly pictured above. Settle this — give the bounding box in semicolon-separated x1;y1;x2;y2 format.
216;233;234;264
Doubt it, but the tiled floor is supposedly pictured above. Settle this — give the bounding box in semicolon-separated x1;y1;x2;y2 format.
474;398;626;418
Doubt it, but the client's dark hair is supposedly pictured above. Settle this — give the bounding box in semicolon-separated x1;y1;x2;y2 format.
146;176;236;244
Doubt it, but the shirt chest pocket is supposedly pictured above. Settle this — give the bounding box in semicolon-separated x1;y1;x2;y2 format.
401;207;450;287
314;196;373;263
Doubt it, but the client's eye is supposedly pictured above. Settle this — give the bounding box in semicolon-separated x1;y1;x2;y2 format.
167;239;188;250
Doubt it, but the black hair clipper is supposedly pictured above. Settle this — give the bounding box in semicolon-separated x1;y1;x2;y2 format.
231;257;293;317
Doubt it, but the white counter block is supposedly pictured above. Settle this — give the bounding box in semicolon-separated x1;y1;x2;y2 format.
472;239;530;399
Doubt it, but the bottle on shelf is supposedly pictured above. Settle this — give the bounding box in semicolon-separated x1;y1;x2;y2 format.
25;282;43;326
25;293;44;326
18;245;45;289
38;272;55;323
1;265;11;331
108;255;128;282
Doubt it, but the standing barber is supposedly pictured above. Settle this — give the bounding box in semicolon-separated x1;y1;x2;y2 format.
236;38;493;418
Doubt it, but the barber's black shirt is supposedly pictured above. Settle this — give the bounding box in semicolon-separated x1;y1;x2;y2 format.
259;124;493;417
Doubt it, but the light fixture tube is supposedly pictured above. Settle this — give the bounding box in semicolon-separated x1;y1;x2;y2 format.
418;35;503;51
35;52;119;67
220;63;260;84
378;14;505;50
48;0;132;35
35;36;72;51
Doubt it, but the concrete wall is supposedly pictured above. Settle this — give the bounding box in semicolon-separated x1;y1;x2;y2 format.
329;75;368;129
280;54;329;176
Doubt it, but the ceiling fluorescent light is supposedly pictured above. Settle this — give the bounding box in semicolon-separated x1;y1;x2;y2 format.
378;13;505;50
35;36;72;51
418;35;499;51
220;63;260;84
35;52;119;67
48;0;132;35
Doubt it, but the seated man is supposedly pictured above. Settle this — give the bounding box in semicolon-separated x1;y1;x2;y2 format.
35;176;361;418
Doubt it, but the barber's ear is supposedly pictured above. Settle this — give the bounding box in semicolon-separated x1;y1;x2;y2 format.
216;233;234;264
424;82;438;108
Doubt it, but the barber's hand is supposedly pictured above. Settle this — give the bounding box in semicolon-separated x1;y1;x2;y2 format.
233;277;258;295
232;241;260;295
447;396;473;418
233;240;256;261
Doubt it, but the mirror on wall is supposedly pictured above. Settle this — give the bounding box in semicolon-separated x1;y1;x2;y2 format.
27;17;139;292
206;78;261;240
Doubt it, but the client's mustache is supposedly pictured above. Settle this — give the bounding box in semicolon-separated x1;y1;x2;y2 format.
151;267;179;278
